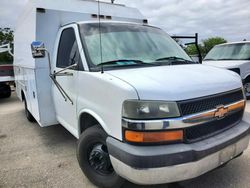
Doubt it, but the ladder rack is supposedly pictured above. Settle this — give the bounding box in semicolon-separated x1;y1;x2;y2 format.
0;43;13;57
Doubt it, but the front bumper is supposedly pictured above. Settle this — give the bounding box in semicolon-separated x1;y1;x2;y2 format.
107;120;250;185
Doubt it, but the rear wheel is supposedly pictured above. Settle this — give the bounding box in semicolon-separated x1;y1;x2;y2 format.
77;125;124;188
24;97;35;122
0;84;11;98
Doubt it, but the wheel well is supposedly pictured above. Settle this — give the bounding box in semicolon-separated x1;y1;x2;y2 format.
244;75;250;84
79;113;99;134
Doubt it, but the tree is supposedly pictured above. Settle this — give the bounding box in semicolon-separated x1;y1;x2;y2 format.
185;44;203;56
185;37;227;57
0;28;14;64
202;37;227;54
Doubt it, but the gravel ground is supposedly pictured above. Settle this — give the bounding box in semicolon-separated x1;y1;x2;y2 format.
0;94;250;188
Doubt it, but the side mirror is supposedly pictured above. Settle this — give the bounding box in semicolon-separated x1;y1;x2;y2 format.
31;41;46;58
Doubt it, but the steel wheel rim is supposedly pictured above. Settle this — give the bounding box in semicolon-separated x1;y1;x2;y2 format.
88;143;114;175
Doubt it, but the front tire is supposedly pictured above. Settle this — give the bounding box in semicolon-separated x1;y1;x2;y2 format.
77;125;124;188
24;97;35;122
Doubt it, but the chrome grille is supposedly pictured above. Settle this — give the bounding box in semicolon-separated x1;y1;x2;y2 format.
178;89;244;116
184;110;244;143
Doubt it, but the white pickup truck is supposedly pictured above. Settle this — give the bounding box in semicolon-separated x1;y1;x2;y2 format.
14;0;250;187
203;41;250;98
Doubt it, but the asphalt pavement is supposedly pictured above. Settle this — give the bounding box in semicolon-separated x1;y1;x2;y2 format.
0;94;250;188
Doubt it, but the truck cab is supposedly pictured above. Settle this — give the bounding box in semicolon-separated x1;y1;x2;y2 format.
14;1;250;187
203;41;250;97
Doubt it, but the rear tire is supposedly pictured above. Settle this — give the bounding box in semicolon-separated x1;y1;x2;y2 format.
77;125;124;188
24;97;35;122
4;84;11;98
0;84;11;98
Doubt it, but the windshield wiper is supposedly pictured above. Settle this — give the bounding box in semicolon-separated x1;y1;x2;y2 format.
156;56;187;62
204;58;216;61
96;59;159;67
155;56;195;64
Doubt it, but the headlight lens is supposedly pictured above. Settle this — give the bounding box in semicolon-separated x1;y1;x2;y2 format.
122;100;180;119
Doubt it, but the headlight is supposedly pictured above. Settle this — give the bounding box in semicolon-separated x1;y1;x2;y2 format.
122;100;180;119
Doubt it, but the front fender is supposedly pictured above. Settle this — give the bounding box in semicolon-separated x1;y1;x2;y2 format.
77;109;110;138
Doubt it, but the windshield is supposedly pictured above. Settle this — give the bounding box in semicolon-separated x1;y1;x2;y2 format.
79;23;192;70
204;43;250;61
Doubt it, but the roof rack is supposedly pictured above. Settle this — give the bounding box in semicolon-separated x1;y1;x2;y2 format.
0;43;13;57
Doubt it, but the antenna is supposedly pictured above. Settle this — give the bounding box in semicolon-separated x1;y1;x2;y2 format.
97;0;104;73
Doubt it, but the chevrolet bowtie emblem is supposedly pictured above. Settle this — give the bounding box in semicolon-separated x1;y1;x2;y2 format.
214;105;229;119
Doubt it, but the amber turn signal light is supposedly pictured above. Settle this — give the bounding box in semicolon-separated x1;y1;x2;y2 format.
125;130;183;143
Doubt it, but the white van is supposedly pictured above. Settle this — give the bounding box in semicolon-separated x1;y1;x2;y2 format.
203;41;250;97
14;0;250;187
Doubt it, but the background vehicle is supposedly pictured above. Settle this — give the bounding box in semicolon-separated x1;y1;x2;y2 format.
203;41;250;97
14;0;250;187
0;44;14;98
0;64;13;98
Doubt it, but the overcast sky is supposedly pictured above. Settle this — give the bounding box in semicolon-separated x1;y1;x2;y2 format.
0;0;249;42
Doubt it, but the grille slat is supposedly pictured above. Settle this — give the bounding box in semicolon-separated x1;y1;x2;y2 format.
178;89;244;142
178;89;244;116
185;110;243;143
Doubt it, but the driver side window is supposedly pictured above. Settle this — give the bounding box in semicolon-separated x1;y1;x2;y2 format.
57;28;83;69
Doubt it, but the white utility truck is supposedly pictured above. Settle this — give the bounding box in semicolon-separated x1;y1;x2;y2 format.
14;0;250;187
203;41;250;98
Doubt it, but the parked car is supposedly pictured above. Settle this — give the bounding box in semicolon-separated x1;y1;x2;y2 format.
203;41;250;98
14;0;250;187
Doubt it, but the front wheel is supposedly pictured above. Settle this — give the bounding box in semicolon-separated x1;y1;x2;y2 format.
77;125;124;188
244;82;250;99
24;97;35;122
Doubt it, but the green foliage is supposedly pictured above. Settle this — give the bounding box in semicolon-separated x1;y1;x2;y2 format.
185;44;203;56
185;37;227;57
202;37;227;54
0;28;14;64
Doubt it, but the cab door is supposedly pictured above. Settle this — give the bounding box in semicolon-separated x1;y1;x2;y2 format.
52;25;83;137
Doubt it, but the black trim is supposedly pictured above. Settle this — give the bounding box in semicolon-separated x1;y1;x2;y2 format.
37;8;46;13
229;68;241;76
107;121;250;169
77;24;93;71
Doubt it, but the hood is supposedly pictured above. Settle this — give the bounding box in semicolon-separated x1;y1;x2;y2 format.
203;60;250;79
203;60;250;69
107;64;242;101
